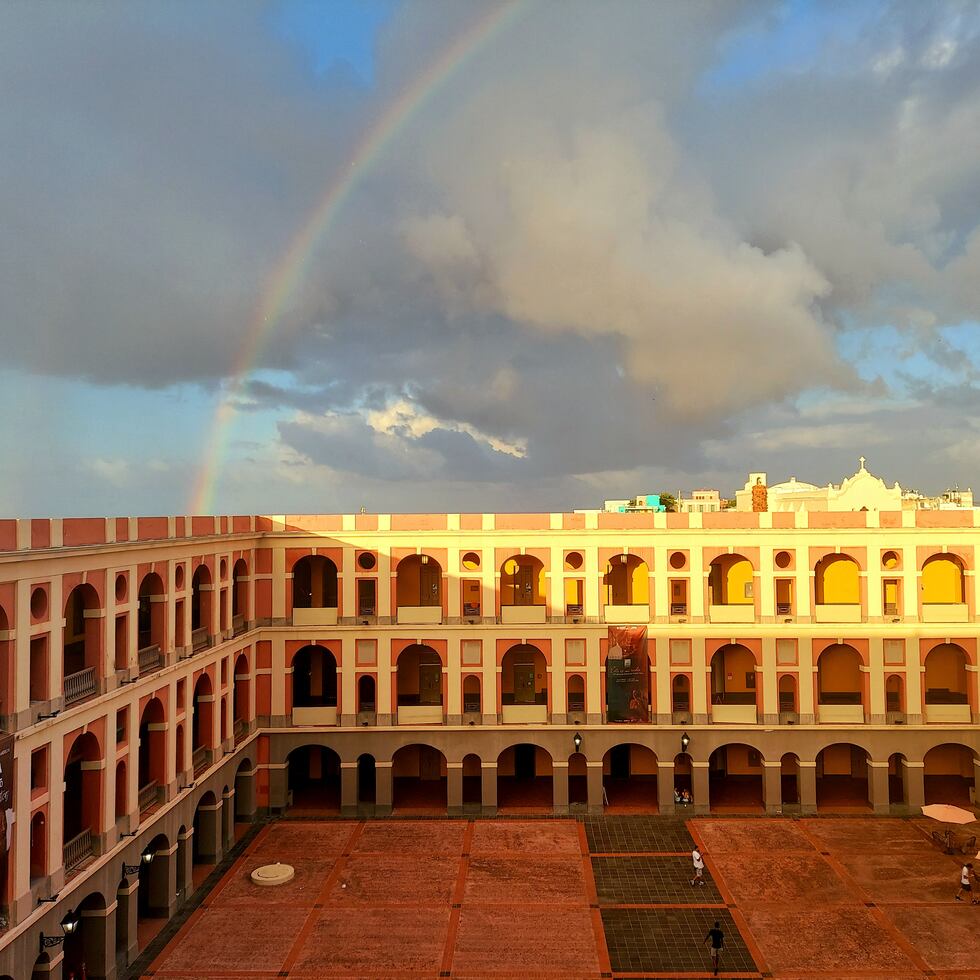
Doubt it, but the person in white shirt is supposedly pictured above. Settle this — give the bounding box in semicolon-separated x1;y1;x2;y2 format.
690;847;705;886
955;862;977;904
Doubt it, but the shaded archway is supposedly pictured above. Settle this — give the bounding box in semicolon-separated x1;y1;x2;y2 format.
396;554;443;608
923;643;970;722
392;744;447;812
888;752;908;805
671;674;691;720
395;645;442;722
192;791;219;873
923;743;976;806
500;643;547;722
63;583;100;706
462;674;481;715
231;558;249;631
778;675;797;719
921;554;965;605
137;572;166;663
357;754;376;805
710;644;757;722
137;833;172;951
63;731;102;874
291;555;338;609
567;674;585;716
568;752;588;805
191;564;213;650
816;644;864;721
814;554;860;605
673;753;693;802
291;645;337;709
462;753;482;807
500;555;545;607
138;697;165;813
885;674;905;718
29;810;45;883
708;554;754;606
604;554;649;606
708;744;764;812
497;744;553;810
357;674;376;713
62;890;109;979
232;653;249;740
815;743;871;811
603;744;658;811
781;753;800;805
287;745;341;812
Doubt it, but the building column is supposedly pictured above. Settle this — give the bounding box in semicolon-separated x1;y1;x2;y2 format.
177;827;194;906
763;761;782;815
586;762;604;814
340;762;358;817
691;761;710;815
552;761;569;814
267;762;288;811
867;760;890;815
973;757;980;806
902;760;925;812
481;762;497;816
146;840;177;919
375;761;393;816
234;765;256;821
222;787;236;849
79;900;117;980
691;638;708;724
116;879;139;968
447;763;464;816
657;762;675;814
195;799;222;864
799;761;817;815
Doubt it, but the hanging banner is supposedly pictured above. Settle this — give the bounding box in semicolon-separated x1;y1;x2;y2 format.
606;626;649;723
0;732;13;854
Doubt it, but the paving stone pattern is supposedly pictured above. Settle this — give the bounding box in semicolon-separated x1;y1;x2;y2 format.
139;814;980;980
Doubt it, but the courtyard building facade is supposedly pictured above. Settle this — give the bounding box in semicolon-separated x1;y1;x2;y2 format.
0;507;977;977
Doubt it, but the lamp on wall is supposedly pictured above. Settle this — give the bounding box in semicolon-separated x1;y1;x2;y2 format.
122;847;155;878
572;731;583;752
680;731;691;753
39;910;79;953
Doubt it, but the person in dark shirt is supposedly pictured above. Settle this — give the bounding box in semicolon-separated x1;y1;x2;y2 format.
704;921;724;975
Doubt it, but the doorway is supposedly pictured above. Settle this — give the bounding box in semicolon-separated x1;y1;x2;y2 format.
514;664;535;704
419;664;441;704
610;744;630;780
514;743;536;779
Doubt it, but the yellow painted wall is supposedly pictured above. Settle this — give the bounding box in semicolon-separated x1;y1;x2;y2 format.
714;645;755;692
921;556;964;603
816;555;860;604
924;644;968;691
605;557;649;604
501;557;545;605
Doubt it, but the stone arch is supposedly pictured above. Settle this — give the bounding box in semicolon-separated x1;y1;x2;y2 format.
137;571;166;654
708;553;754;605
462;752;482;806
923;643;969;717
291;554;338;609
462;673;481;714
921;553;965;604
62;890;109;978
496;743;553;811
231;557;249;622
395;644;443;711
568;751;588;805
814;553;860;605
395;554;443;608
603;743;658;811
923;742;977;806
708;743;764;812
290;644;337;710
286;744;341;812
63;583;101;704
191;564;213;634
233;652;250;728
815;743;871;811
192;672;213;753
816;643;864;719
63;730;102;868
500;554;546;607
604;554;649;605
780;752;800;805
709;644;758;718
501;643;547;716
392;743;447;812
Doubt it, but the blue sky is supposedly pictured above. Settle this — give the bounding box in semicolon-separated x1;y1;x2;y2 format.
1;0;979;516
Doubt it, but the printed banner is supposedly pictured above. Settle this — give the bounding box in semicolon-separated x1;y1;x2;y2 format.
606;626;649;723
0;732;13;854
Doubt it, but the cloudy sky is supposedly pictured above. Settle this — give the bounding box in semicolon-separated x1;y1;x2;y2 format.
2;0;980;516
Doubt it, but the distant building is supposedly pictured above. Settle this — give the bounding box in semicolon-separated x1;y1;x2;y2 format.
902;487;975;511
601;494;666;513
736;458;902;512
675;489;722;513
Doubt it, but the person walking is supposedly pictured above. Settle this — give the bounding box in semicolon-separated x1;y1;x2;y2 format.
690;846;705;887
955;862;977;903
704;920;724;976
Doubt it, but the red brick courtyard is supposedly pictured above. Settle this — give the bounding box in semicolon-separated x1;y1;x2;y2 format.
143;816;980;979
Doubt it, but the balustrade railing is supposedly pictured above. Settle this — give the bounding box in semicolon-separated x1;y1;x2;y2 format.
191;627;210;652
137;643;162;673
63;828;93;872
232;613;246;636
193;745;208;773
63;667;97;706
234;718;247;743
138;780;158;813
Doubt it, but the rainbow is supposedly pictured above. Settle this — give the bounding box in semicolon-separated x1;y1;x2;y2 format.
189;1;524;514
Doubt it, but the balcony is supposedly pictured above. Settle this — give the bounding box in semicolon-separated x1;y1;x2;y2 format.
396;605;443;625
138;780;159;814
501;704;548;723
500;605;547;625
292;706;338;726
137;643;162;674
234;718;248;744
817;692;864;724
925;689;971;723
291;607;338;627
921;603;969;623
191;627;211;652
232;613;247;636
63;828;94;874
708;604;755;624
814;603;862;623
63;667;97;707
711;693;758;724
397;705;443;724
192;746;209;775
604;604;650;624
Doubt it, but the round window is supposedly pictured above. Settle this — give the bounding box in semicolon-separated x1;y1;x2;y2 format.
357;552;377;571
669;552;686;570
462;552;481;571
564;552;583;570
30;587;47;620
775;551;792;569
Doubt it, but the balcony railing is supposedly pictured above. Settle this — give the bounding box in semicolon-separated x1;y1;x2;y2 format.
232;613;246;636
138;780;158;813
776;602;792;615
193;746;208;774
924;689;969;704
234;718;247;744
818;691;862;705
63;667;97;707
137;643;162;674
63;828;94;872
191;627;211;652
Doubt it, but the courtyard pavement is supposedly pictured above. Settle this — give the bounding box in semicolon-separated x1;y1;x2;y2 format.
140;815;979;979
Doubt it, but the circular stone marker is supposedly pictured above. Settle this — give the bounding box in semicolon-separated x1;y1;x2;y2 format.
250;862;295;887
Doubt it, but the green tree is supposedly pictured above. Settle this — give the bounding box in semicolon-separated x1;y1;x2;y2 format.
658;492;677;513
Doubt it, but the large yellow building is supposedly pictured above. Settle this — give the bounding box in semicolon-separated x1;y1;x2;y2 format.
0;508;978;978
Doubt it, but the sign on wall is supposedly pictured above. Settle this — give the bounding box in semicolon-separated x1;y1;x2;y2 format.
0;732;12;856
606;626;649;723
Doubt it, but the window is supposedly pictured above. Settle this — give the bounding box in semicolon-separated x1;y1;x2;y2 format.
30;747;47;793
357;579;376;616
356;639;377;666
461;640;482;666
669;639;691;665
462;579;481;617
883;639;905;665
116;707;128;744
776;639;797;665
565;638;586;666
